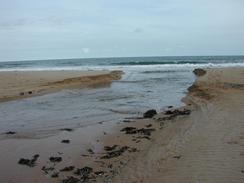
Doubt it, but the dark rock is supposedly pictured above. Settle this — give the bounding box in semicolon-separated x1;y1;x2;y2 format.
145;124;152;128
161;109;191;121
60;166;75;172
5;131;16;135
42;166;55;174
128;148;138;153
49;156;62;163
101;146;129;159
165;109;191;117
51;172;59;178
137;136;151;140
173;155;181;159
120;127;137;134
74;166;93;180
61;140;70;144
18;154;39;167
104;145;118;151
123;120;132;123
28;91;33;94
19;92;25;96
94;171;105;176
143;109;157;118
121;127;155;136
87;148;94;154
193;68;206;76
62;176;81;183
137;128;155;136
60;128;73;132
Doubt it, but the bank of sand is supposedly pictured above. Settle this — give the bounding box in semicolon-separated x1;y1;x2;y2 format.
0;68;244;183
0;70;123;102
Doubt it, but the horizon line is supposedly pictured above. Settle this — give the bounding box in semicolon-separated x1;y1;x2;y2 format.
1;54;244;62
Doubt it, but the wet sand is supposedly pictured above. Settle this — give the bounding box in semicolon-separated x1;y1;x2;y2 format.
0;70;123;102
1;68;244;183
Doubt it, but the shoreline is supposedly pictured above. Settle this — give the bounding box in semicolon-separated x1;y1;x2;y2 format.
0;67;244;182
0;70;123;103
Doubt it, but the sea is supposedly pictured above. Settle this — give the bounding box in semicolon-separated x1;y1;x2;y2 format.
0;56;244;135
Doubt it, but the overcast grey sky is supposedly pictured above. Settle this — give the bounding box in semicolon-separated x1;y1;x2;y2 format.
0;0;244;61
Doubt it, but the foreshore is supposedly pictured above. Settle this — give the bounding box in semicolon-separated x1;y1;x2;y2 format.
0;70;123;102
0;67;244;183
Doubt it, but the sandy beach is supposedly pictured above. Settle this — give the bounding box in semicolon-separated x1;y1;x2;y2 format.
0;70;123;102
0;67;244;183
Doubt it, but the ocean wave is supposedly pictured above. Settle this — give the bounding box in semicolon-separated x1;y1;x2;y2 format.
1;62;244;71
112;61;206;65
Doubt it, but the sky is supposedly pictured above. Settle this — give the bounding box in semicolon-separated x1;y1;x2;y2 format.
0;0;244;61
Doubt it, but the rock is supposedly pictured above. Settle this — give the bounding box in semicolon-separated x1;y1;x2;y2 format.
60;166;75;172
61;140;70;144
60;128;73;132
49;156;62;163
123;120;131;123
165;109;191;116
19;92;25;96
28;91;33;94
104;145;118;151
51;172;59;178
193;68;206;76
128;148;138;153
5;131;16;135
74;166;93;180
101;146;129;159
120;127;137;134
94;171;105;176
42;166;55;174
143;109;157;118
87;148;94;154
62;176;81;183
18;154;39;167
137;128;155;136
173;155;181;159
145;124;152;128
120;127;155;136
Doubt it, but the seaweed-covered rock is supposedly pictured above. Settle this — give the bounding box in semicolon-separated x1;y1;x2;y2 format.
143;109;157;118
60;128;73;132
101;146;129;159
60;166;75;172
104;145;118;151
62;176;81;183
165;109;191;116
18;154;39;167
193;68;206;76
74;166;93;180
120;127;137;134
5;131;16;135
49;156;62;163
61;140;70;144
121;127;155;136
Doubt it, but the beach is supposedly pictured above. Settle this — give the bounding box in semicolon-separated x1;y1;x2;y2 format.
0;67;244;183
0;70;123;102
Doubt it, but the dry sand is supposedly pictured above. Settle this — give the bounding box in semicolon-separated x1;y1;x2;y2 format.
0;68;244;183
0;70;123;102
